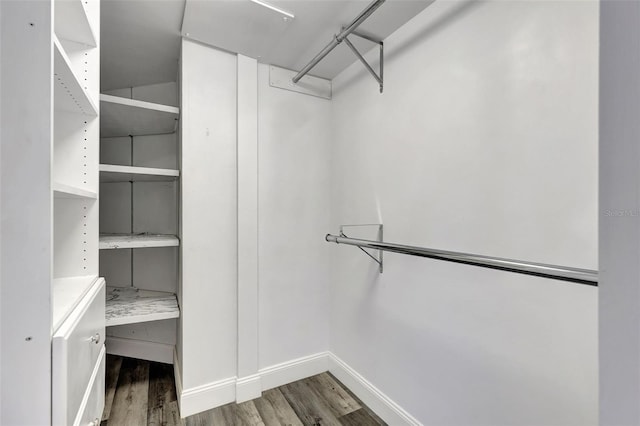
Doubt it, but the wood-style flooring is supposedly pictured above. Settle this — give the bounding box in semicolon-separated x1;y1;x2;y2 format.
102;355;386;426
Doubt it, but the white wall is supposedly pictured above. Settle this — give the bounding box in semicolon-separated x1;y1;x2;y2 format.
257;64;332;369
329;1;598;425
1;1;53;424
180;39;238;390
599;0;640;423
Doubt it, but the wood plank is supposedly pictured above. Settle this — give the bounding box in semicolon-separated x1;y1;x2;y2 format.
253;388;303;426
305;373;360;417
108;357;150;426
148;362;178;426
102;355;123;421
236;401;266;426
280;379;342;426
327;373;386;425
338;408;384;426
186;404;236;426
164;401;184;426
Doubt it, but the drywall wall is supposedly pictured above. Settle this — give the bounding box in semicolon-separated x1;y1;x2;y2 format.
329;1;598;424
257;64;332;369
599;0;640;423
180;39;238;390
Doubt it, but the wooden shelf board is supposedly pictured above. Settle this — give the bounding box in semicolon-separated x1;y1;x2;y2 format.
99;234;179;250
99;164;180;183
54;36;98;116
53;182;97;199
106;286;180;327
100;94;180;137
53;275;99;332
54;0;97;47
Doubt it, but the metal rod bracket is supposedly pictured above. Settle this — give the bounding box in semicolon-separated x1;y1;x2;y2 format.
328;224;384;273
344;32;384;93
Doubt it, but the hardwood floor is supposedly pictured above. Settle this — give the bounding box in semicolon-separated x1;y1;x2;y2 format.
102;355;386;426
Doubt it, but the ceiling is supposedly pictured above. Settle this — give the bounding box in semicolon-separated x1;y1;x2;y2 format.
101;0;433;90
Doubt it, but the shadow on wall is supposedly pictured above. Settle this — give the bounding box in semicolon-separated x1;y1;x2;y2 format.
335;0;484;91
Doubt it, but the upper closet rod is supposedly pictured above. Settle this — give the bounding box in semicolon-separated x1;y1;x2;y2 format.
325;234;598;286
292;0;386;83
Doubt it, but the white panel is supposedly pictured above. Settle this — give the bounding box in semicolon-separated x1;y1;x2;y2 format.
100;164;179;182
53;275;99;332
99;234;179;250
133;133;178;169
59;38;100;111
107;319;176;345
100;94;179;137
257;63;332;369
181;39;237;390
105;286;179;327
237;54;259;381
52;279;105;426
54;110;99;193
132;82;179;107
100;136;131;166
54;198;99;278
54;0;98;46
54;37;98;116
133;247;178;293
75;346;105;426
99;182;131;234
99;249;132;287
133;181;178;234
329;2;598;425
107;319;177;343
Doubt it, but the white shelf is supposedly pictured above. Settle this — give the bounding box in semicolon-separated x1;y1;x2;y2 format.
100;94;180;137
99;234;179;250
53;182;98;199
54;0;97;47
54;36;98;116
53;275;99;332
99;164;180;182
106;286;180;327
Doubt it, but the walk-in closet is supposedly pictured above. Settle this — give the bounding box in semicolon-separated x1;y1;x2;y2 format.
1;0;639;425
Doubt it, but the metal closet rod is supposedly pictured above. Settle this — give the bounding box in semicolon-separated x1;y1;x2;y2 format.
325;234;598;286
292;0;386;83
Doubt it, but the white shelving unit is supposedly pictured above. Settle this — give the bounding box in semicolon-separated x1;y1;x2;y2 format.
106;287;180;327
99;164;180;182
100;94;179;137
99;234;179;250
52;0;100;331
99;89;181;331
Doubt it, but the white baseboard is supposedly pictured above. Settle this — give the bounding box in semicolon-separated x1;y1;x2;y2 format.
174;348;237;418
259;352;329;391
236;374;262;403
173;350;419;425
106;337;174;364
328;353;421;426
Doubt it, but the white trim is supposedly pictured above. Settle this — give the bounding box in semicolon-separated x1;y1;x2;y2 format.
180;376;237;418
173;349;183;413
236;374;262;403
173;351;420;424
328;353;422;426
259;352;329;391
105;337;174;364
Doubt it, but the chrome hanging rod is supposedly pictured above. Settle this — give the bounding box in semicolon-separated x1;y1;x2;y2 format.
325;234;598;286
292;0;386;84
